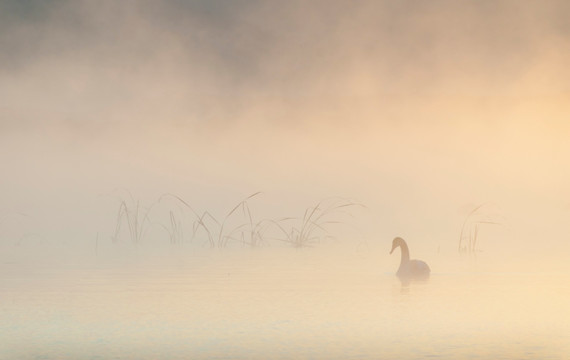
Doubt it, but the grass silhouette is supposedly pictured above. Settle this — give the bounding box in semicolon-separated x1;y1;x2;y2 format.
458;203;502;254
109;192;362;248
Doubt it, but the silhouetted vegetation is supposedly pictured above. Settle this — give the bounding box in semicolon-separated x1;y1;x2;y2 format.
458;203;502;254
110;191;363;248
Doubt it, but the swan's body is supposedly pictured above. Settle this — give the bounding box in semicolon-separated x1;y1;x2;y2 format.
390;237;430;279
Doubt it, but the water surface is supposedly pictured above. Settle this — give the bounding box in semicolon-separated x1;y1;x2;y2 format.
1;245;568;359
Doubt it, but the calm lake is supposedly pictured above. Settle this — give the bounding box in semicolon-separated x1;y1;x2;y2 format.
1;244;569;359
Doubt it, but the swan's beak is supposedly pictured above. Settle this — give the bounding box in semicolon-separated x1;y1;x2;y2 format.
389;245;396;255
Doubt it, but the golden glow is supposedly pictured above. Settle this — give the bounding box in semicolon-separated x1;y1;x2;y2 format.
1;2;570;357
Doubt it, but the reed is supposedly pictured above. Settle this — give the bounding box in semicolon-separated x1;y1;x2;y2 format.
110;189;156;245
109;191;362;249
158;193;216;246
458;203;502;253
269;198;364;248
156;210;184;245
159;192;265;248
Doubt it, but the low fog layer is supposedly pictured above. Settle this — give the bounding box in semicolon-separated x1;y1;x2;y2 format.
1;1;570;259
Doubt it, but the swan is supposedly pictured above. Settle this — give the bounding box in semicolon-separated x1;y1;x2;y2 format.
390;237;430;278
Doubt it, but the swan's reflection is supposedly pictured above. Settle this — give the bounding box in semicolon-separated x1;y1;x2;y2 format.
397;273;430;293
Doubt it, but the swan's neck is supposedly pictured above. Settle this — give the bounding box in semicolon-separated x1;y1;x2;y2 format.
399;242;410;266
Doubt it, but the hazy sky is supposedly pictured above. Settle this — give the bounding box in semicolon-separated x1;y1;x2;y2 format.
1;0;570;253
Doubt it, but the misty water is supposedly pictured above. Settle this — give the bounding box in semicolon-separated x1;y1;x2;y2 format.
2;243;568;360
4;1;570;359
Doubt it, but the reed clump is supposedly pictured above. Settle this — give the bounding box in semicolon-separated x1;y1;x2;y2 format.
159;192;266;248
458;202;502;254
109;191;363;248
110;189;155;245
269;198;365;248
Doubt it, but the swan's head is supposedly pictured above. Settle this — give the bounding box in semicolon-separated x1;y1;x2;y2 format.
390;237;405;254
